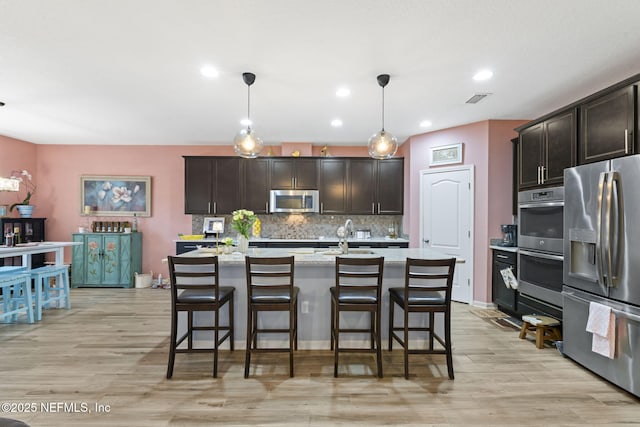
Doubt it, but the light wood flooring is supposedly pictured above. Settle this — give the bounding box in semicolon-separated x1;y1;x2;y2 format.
1;288;638;426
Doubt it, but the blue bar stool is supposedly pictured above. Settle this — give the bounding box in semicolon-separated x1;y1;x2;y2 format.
29;265;71;321
0;270;34;324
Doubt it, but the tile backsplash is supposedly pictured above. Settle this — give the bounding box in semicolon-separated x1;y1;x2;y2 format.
192;214;403;239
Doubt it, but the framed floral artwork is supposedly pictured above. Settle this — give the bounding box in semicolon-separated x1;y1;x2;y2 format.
429;143;463;166
80;175;151;217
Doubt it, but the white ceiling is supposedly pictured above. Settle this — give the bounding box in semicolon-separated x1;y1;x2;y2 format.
1;0;640;147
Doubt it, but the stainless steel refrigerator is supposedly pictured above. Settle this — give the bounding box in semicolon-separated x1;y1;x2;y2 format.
563;155;640;398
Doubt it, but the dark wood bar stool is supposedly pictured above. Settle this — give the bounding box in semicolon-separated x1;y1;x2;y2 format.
166;256;235;378
331;256;384;378
388;257;456;379
244;256;299;378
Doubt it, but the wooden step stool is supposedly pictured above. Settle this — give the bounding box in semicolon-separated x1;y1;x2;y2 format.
519;315;562;349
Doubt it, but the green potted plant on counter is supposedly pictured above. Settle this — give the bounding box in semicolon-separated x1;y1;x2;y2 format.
230;209;257;253
221;237;234;254
8;169;36;218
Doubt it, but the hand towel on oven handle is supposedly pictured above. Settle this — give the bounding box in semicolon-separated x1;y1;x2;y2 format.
586;301;616;359
500;267;518;289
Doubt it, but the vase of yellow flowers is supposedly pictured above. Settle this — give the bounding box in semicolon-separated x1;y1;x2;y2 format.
8;169;36;218
231;209;257;253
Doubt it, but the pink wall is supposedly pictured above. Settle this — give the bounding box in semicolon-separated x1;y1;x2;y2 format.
403;120;526;304
0;135;38;209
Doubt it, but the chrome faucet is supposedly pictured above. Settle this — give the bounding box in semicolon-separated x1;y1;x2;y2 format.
339;218;354;254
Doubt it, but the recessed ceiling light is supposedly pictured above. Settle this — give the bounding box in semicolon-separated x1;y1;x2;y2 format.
336;87;350;97
420;120;432;128
331;119;343;127
200;65;219;78
240;118;252;126
473;69;493;81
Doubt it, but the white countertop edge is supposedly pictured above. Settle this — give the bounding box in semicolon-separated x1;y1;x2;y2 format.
177;247;464;265
175;237;409;244
489;245;518;253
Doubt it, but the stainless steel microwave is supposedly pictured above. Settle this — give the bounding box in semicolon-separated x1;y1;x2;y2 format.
269;189;319;213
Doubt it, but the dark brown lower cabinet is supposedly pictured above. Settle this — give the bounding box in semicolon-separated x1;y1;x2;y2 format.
492;248;517;314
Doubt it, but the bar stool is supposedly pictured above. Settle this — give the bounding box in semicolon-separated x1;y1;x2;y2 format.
166;256;235;378
29;265;71;321
0;270;34;324
388;258;456;379
244;256;298;378
331;256;384;378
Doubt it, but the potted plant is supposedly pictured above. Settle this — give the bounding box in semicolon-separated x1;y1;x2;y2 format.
221;237;234;254
8;169;36;218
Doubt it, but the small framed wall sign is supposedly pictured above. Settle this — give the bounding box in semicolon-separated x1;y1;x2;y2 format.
429;143;463;166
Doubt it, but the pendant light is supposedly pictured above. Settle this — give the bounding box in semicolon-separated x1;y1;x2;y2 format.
367;73;398;159
233;72;263;158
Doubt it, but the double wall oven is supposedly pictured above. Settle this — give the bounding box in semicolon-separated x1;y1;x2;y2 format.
517;186;564;318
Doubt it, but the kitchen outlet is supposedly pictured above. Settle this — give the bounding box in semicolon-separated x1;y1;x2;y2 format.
301;301;309;314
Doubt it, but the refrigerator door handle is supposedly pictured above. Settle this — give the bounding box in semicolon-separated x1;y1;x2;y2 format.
609;171;623;287
563;290;640;323
605;171;614;287
596;172;607;285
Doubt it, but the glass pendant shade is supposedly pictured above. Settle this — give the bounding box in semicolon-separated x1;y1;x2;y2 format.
368;130;398;159
233;72;263;158
368;73;397;159
233;128;263;158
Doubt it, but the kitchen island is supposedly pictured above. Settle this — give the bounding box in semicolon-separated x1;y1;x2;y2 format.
177;247;462;349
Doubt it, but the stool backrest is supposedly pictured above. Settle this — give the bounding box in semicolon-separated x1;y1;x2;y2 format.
335;256;384;299
404;257;456;305
245;256;295;297
167;256;220;302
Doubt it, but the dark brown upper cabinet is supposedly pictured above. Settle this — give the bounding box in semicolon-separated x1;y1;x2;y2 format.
241;158;270;214
184;156;403;216
270;158;318;189
518;109;576;190
348;158;403;215
579;85;635;164
349;159;377;214
318;158;348;214
184;156;242;214
376;158;404;214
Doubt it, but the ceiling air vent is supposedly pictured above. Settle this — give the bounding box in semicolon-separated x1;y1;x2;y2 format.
465;93;491;104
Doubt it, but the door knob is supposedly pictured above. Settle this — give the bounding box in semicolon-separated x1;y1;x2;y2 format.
424;239;430;244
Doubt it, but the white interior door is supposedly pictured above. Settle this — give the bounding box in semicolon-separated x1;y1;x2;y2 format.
420;166;474;303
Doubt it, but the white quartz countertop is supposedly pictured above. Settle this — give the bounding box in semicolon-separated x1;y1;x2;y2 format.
180;247;463;265
175;237;409;244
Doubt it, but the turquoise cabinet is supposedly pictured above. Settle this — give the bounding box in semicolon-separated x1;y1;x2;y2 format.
72;232;142;288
